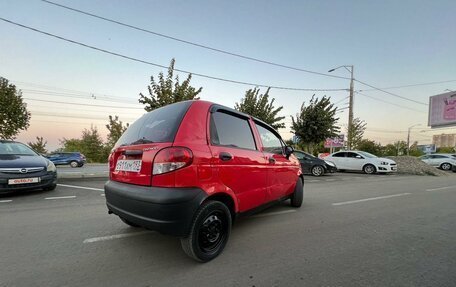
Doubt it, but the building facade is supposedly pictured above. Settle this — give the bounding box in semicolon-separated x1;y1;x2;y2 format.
432;133;456;148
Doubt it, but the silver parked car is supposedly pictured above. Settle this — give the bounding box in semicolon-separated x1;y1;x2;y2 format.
419;154;456;171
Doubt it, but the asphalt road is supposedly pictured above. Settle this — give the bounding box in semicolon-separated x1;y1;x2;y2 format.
1;173;455;287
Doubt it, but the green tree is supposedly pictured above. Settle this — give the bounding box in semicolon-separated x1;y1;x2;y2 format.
382;143;398;156
357;139;383;155
291;95;339;153
235;87;285;129
394;140;408;156
61;127;108;162
28;136;47;154
437;146;455;153
106;115;129;149
348;117;366;149
0;77;31;139
139;58;202;111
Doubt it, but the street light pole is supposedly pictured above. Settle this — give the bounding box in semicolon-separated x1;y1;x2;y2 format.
328;65;354;149
407;124;421;155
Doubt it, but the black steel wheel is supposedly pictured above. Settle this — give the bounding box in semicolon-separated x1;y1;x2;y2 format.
181;201;231;262
290;177;304;207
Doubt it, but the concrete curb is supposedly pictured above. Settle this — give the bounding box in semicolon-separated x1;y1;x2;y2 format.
57;173;109;179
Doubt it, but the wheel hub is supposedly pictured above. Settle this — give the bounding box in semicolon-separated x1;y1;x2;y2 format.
202;215;222;243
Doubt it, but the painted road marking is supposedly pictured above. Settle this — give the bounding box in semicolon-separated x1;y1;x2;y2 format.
325;179;336;182
0;200;13;203
57;184;103;191
332;193;411;206
308;180;320;183
45;196;77;200
100;194;105;196
252;210;297;218
426;185;456;192
83;231;153;243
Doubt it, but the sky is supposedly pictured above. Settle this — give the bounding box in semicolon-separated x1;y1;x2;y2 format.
1;0;456;151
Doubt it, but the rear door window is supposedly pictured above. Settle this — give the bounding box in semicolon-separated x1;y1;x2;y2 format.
332;152;346;158
115;101;192;148
210;111;256;150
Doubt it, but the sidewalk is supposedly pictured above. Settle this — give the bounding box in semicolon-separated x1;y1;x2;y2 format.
57;163;109;179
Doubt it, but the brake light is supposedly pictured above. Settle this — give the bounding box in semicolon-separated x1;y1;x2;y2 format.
153;147;193;175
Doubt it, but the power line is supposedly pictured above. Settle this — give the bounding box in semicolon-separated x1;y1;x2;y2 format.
22;90;140;105
0;17;346;92
358;79;456;92
32;111;138;120
13;80;136;102
356;91;427;113
355;79;428;106
23;98;145;109
40;0;350;81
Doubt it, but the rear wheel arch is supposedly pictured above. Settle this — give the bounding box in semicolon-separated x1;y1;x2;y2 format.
204;193;236;222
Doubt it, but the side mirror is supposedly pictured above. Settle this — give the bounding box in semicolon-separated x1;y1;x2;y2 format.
285;146;294;158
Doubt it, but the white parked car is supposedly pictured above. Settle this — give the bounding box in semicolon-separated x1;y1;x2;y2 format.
419;154;456;171
325;150;397;174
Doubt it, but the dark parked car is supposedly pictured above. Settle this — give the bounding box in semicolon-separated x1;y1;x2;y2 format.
47;152;86;168
105;100;303;262
0;140;57;193
294;150;337;176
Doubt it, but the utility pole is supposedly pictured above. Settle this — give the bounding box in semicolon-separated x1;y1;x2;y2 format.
328;65;355;149
348;65;354;150
407;124;421;155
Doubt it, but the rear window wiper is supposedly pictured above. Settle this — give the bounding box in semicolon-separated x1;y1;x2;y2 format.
130;138;155;145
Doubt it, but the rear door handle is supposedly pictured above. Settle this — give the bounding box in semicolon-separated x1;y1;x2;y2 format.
219;152;233;161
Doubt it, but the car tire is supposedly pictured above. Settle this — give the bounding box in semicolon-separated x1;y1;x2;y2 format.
70;161;79;168
43;184;57;191
181;200;231;262
311;165;324;177
290;177;303;207
120;217;141;228
440;162;452;171
363;164;376;174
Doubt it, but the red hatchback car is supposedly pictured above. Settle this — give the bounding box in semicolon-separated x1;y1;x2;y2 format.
105;100;303;262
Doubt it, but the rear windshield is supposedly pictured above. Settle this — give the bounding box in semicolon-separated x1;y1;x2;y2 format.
0;142;37;156
114;101;192;148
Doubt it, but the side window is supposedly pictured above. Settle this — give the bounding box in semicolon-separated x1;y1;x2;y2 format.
294;152;305;160
255;124;283;154
347;152;361;158
210;111;256;150
332;152;346;158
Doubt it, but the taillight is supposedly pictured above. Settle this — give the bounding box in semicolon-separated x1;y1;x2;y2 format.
108;153;114;170
153;147;193;175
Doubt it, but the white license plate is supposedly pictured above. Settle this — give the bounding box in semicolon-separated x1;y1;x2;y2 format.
115;160;142;172
8;177;40;185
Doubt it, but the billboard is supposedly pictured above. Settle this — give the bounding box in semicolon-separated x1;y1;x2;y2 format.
416;144;436;154
428;91;456;128
324;134;345;148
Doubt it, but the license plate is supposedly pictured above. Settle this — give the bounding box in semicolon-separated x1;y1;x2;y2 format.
115;160;142;172
8;177;40;185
